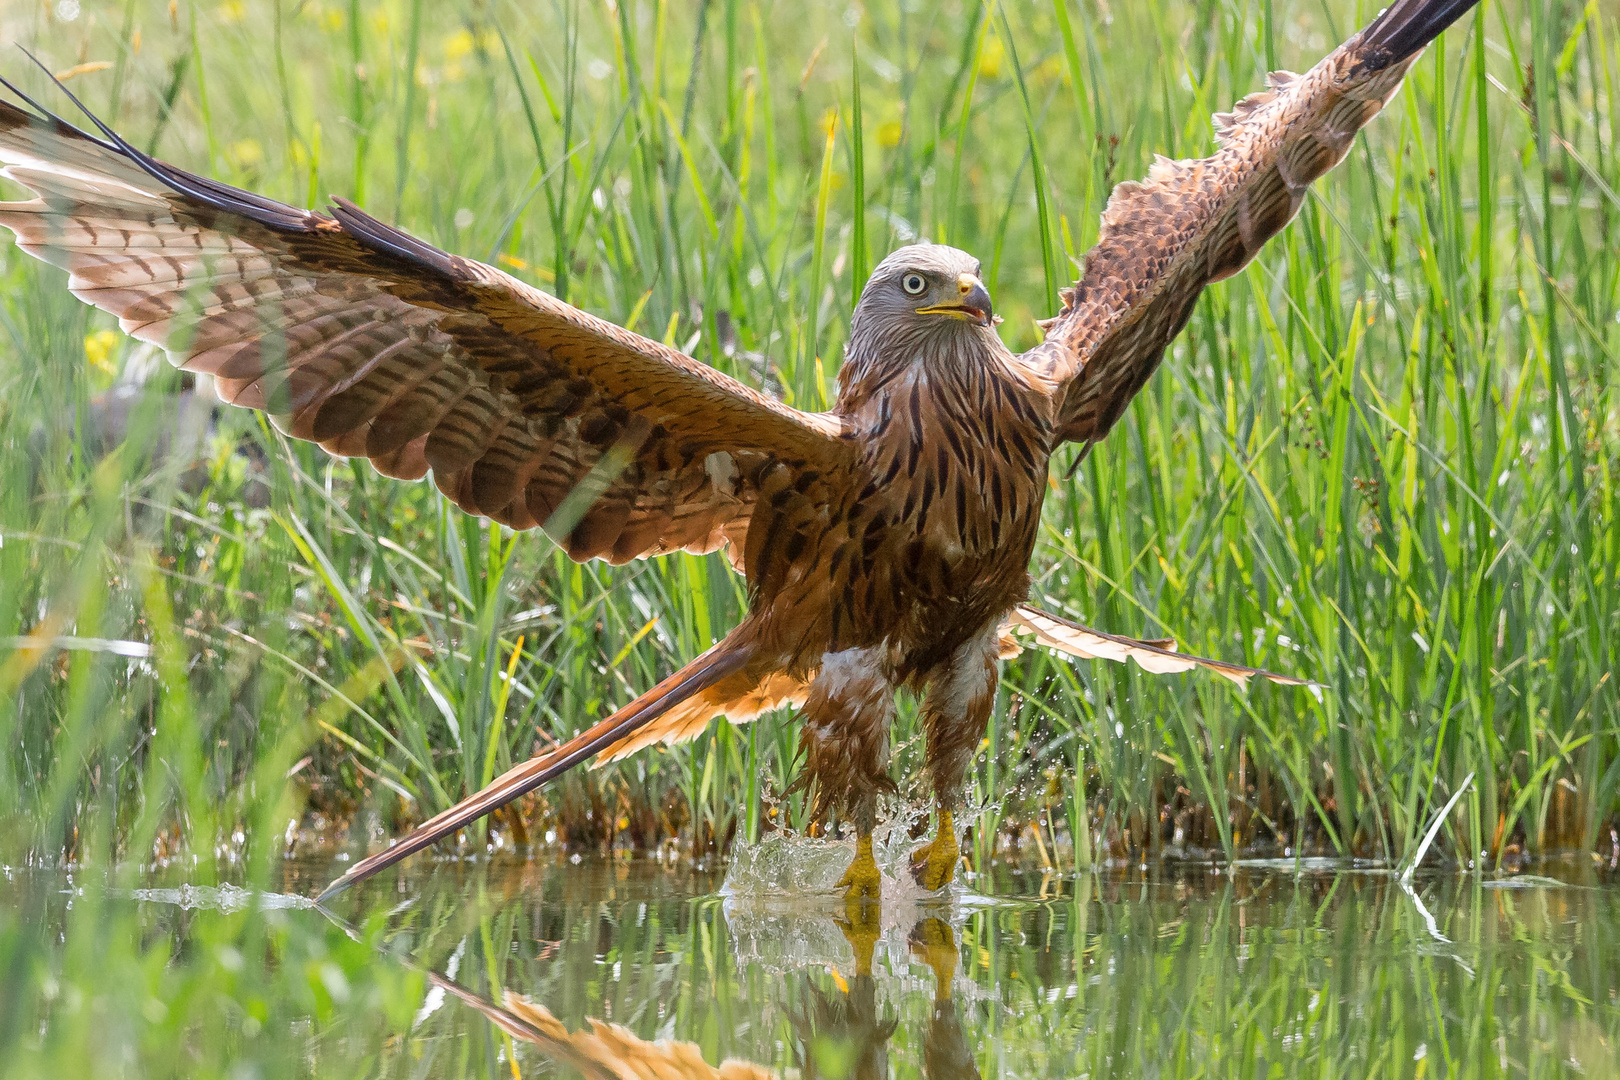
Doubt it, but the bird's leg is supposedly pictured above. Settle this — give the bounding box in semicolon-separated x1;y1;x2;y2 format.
836;784;885;909
835;832;883;973
911;630;999;892
795;646;896;905
908;806;961;892
836;829;884;901
836;816;884;964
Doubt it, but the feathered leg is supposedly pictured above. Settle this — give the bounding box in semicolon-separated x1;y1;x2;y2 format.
791;646;897;902
911;629;999;891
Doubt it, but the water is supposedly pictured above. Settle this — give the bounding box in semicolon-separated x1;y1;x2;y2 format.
4;852;1618;1078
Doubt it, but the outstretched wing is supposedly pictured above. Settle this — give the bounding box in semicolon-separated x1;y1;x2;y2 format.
0;91;846;565
1024;0;1478;445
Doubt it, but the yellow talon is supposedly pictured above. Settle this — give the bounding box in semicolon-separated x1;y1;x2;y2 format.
837;833;883;901
835;834;883;974
909;808;960;892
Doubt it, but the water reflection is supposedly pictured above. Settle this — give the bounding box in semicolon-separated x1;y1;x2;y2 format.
10;857;1619;1077
401;909;975;1080
307;858;1619;1079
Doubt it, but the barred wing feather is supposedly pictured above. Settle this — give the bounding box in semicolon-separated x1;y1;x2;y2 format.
1024;0;1479;446
0;96;845;567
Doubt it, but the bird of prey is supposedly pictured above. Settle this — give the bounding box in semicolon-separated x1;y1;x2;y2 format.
0;0;1476;905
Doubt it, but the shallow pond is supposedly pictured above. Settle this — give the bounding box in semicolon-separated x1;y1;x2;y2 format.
6;847;1619;1078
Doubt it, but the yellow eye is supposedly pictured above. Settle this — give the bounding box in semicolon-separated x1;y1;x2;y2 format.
902;273;927;296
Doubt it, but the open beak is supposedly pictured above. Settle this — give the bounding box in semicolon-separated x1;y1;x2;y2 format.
917;273;995;327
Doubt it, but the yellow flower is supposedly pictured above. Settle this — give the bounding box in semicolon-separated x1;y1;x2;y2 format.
978;37;1004;80
216;0;245;23
877;120;902;148
84;330;119;377
226;139;263;171
444;29;475;61
302;2;343;32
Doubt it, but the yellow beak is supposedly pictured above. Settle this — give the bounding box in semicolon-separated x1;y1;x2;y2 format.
916;273;994;326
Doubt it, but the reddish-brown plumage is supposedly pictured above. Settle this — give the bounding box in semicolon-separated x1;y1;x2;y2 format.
0;0;1476;902
737;247;1057;830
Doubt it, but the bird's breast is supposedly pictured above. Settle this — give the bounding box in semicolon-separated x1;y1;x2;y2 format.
746;361;1054;673
866;368;1050;554
844;368;1051;666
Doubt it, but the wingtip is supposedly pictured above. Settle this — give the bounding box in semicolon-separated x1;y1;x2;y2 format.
306;641;752;900
1240;668;1323;691
313;877;352;906
1;48;318;232
1015;603;1318;691
1360;0;1481;70
0;53;120;151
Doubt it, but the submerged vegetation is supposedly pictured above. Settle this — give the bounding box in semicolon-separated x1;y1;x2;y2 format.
0;0;1616;886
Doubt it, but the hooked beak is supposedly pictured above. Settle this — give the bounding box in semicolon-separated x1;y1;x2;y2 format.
916;273;995;327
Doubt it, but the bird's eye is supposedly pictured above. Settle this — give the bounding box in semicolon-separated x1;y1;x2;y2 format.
901;273;927;296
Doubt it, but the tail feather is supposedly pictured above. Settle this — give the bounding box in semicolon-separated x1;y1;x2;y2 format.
591;670;807;765
315;636;754;903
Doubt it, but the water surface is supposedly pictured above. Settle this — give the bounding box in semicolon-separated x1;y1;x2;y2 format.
7;851;1618;1078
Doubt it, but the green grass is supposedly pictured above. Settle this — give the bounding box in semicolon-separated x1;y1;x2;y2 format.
0;0;1615;885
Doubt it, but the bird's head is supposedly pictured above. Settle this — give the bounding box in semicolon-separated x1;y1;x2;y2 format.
850;244;997;342
839;244;1003;411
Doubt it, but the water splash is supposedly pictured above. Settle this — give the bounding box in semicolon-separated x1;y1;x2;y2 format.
121;883;316;913
719;809;998;981
720;807;944;905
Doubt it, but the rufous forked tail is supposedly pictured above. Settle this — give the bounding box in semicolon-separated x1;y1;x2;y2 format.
314;634;757;904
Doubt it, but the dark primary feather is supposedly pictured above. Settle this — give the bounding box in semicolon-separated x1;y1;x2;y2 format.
0;69;119;153
15;47;320;233
1360;0;1482;69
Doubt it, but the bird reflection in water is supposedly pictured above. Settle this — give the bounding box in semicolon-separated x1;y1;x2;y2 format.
423;915;979;1080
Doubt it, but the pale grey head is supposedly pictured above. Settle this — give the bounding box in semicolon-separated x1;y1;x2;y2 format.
839;244;1005;407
